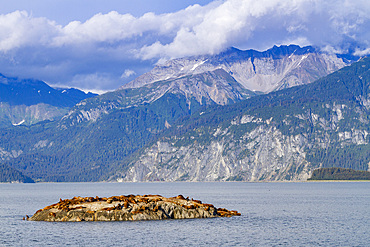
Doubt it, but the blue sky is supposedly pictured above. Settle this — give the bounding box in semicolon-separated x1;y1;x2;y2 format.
0;0;215;25
0;0;369;93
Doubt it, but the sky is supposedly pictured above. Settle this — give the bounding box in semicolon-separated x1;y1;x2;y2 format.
0;0;369;93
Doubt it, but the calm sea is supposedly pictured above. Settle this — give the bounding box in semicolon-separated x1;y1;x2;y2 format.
0;182;369;246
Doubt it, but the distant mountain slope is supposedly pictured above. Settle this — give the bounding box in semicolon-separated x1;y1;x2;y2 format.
0;73;97;127
111;57;370;182
60;45;346;127
0;93;208;181
122;45;350;93
0;73;96;107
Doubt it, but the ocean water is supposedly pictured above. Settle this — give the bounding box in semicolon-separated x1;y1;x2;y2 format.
0;182;369;246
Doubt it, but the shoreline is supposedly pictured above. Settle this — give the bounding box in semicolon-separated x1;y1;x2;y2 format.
2;180;370;184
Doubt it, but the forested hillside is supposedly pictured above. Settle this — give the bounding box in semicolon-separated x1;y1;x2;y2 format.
308;167;370;180
0;163;34;183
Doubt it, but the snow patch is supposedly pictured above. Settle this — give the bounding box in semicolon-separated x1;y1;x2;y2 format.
13;120;25;126
296;54;309;67
191;60;207;71
301;54;308;61
288;49;297;59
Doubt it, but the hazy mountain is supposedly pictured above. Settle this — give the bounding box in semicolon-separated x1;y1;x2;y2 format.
0;73;97;127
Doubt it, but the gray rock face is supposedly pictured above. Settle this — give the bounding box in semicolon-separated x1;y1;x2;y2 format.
121;45;347;93
113;125;313;182
112;101;369;182
29;195;240;222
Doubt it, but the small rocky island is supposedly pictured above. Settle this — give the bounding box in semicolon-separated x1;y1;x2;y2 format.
28;194;241;222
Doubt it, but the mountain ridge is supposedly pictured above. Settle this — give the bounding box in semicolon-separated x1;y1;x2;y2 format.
121;45;350;93
63;44;350;127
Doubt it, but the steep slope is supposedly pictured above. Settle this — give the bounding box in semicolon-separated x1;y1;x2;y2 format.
111;57;370;182
122;45;349;93
0;73;96;127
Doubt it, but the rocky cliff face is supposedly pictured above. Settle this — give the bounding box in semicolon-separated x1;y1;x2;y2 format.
122;45;348;93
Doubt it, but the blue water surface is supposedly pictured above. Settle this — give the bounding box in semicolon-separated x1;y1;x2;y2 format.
0;182;369;246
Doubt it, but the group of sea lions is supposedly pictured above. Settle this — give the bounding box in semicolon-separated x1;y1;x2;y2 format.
27;194;241;222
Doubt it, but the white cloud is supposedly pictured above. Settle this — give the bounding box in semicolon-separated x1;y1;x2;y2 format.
354;48;370;56
52;12;137;46
139;0;370;59
0;0;369;91
121;69;136;78
0;11;60;51
68;72;118;93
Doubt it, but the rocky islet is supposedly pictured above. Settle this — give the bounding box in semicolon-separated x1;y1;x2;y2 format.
28;194;241;222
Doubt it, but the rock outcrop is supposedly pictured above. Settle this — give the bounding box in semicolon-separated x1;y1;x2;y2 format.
28;194;240;222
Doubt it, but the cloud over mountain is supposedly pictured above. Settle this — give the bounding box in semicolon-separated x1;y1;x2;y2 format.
0;0;369;92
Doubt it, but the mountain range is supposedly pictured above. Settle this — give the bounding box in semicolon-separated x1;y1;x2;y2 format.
114;57;370;181
1;44;368;182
